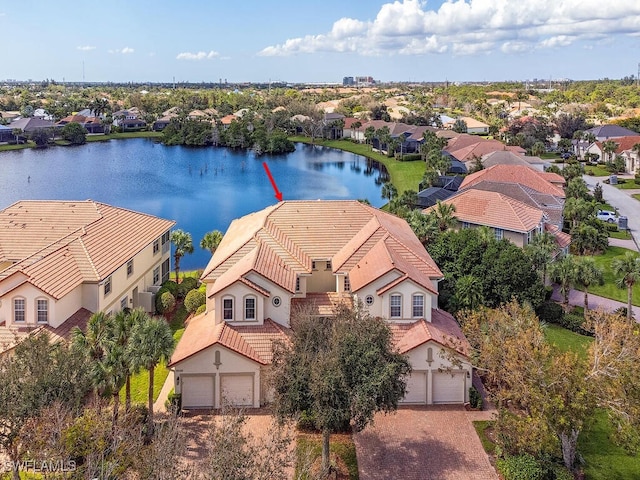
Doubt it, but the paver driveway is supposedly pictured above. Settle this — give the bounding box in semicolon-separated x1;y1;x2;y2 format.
354;405;498;480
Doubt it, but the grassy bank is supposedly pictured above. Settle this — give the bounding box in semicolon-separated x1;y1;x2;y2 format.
587;247;640;306
86;131;163;142
289;136;425;194
0;142;34;152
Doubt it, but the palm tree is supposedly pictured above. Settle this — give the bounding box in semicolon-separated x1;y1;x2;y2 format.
170;229;194;282
601;139;619;164
381;182;397;202
549;255;577;311
574;257;604;312
526;231;556;283
11;128;22;145
352;120;362;142
129;315;175;438
200;230;223;255
631;143;640;173
612;252;640;320
455;275;484;311
376;126;391;154
364;126;375;149
113;308;143;411
431;200;457;232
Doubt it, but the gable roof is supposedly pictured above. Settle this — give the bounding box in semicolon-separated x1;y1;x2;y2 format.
426;189;544;233
0;201;175;299
460;165;565;198
202;201;443;297
445;134;525;161
596;135;640;154
585;124;638;139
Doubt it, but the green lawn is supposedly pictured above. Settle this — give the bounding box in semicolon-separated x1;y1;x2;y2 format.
289;136;425;194
614;180;640;190
633;194;640;202
473;420;496;455
543;323;592;359
585;165;611;176
86;131;162;142
121;304;188;404
296;434;358;479
0;142;33;152
609;230;633;240
587;247;640;306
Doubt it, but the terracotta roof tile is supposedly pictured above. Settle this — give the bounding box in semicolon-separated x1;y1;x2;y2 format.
460;165;565;198
291;292;353;317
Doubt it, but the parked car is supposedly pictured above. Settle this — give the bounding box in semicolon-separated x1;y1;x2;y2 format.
596;210;617;223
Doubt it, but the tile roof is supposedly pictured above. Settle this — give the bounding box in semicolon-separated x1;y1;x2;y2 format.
595;135;640;154
0;201;175;299
389;309;469;357
544;224;572;250
202;201;442;296
426;189;544;233
585;124;638;138
168;312;291;366
291;292;353;317
460;165;565;198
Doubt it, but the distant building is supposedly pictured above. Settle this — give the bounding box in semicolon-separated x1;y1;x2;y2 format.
356;76;375;87
343;76;355;86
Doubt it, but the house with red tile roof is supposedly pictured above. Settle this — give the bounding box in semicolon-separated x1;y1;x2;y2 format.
0;201;175;353
169;200;471;409
583;136;640;175
460;165;566;198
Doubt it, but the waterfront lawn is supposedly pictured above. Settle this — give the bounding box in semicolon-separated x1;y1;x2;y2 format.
585;247;640;306
0;142;34;152
289;136;425;193
86;131;163;142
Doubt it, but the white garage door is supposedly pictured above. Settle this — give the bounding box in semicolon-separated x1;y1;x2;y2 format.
182;375;214;409
220;375;254;407
400;372;427;404
432;371;465;404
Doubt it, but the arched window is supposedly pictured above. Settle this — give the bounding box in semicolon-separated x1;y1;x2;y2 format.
13;297;25;323
390;293;402;318
222;297;234;321
36;298;49;323
244;296;256;321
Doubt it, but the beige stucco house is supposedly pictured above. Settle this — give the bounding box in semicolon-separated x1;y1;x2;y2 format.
0;200;174;352
169;200;471;409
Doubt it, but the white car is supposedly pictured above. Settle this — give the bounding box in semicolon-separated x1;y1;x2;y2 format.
596;210;617;223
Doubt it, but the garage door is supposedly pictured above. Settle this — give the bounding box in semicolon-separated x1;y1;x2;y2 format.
182;375;214;409
220;375;254;407
400;372;427;404
432;371;465;404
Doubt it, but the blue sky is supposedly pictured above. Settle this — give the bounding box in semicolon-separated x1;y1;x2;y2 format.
2;0;640;83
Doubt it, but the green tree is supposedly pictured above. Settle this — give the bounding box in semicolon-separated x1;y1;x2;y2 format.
129;315;175;438
271;303;410;476
381;182;398;202
11;127;22;144
430;200;457;232
404;209;439;245
565;177;589;200
170;229;194;282
30;128;50;147
452;118;468;133
525;231;556;283
454;275;484;311
114;308;145;411
200;230;224;255
364;126;375;148
549;255;577;310
574;256;604;312
601;139;619;164
72;312;113;397
612;252;640;320
61;122;87;145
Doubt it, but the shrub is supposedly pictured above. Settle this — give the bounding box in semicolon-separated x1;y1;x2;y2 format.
158;291;176;314
161;280;179;296
398;153;422;161
177;276;199;299
297;410;317;432
469;386;483;410
195;304;206;315
184;289;206;313
605;222;619;232
559;313;588;335
497;454;544;480
535;301;564;324
155;287;168;313
165;390;181;413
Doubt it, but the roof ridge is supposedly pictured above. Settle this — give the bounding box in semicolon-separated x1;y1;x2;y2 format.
77;236;100;280
262;221;309;271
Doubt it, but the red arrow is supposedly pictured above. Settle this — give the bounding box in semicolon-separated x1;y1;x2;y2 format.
262;161;283;202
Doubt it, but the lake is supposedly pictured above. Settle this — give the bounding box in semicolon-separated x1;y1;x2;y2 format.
0;139;387;269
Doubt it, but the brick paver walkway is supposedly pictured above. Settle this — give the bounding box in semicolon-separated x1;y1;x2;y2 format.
354;405;498;480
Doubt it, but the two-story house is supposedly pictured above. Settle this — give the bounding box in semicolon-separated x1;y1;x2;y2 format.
0;200;174;352
169;200;471;409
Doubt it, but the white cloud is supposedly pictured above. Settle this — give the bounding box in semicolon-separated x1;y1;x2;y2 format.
258;0;640;57
76;45;96;51
109;47;134;54
176;50;220;61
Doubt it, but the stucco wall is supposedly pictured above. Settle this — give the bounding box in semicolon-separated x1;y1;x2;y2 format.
306;260;335;292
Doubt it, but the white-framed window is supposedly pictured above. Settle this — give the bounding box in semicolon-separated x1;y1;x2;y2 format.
244;296;256;321
126;259;134;277
527;229;534;245
295;276;301;292
13;298;25;323
121;297;128;310
153;239;160;255
344;276;350;292
104;276;112;296
223;297;234;321
153;266;160;285
326;261;332;271
494;228;504;241
312;261;317;270
461;221;470;229
36;299;48;323
272;296;281;307
161;231;170;253
412;294;424;318
390;294;402;318
365;295;374;306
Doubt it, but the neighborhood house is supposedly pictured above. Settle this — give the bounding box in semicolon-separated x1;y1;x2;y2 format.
169;200;471;409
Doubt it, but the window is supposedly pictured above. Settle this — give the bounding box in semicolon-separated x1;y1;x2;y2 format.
104;276;112;296
161;259;170;283
161;231;170;253
161;231;170;245
272;296;281;307
127;259;134;277
390;294;402;318
153;239;160;255
153;266;160;285
36;299;48;323
312;261;317;270
13;298;25;323
494;228;504;241
295;276;300;292
412;294;424;318
344;276;350;292
223;298;234;321
244;297;256;320
461;221;470;229
121;297;128;310
326;261;332;271
365;295;374;306
527;230;534;245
